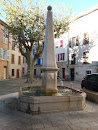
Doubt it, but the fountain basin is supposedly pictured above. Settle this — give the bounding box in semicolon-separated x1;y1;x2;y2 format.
18;86;86;114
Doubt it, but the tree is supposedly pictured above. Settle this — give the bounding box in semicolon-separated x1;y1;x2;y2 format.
0;0;71;83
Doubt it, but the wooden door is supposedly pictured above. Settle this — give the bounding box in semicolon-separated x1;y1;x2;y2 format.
70;68;74;81
16;69;19;78
4;67;7;79
62;68;65;79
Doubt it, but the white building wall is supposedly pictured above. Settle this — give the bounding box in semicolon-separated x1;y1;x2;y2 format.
68;7;98;81
55;33;69;80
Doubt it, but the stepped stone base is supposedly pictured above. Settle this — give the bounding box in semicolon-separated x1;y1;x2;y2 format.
18;88;86;114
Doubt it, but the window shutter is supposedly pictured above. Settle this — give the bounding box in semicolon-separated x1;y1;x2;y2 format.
18;56;21;64
7;50;9;61
58;54;59;61
0;48;3;60
60;40;63;47
12;54;14;63
63;53;65;60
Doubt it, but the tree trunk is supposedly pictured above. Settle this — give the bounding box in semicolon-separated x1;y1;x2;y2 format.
26;59;30;83
26;51;34;83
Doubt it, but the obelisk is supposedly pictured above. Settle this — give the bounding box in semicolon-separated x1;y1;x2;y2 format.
41;6;58;93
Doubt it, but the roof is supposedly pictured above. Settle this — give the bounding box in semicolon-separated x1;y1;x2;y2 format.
71;5;98;22
0;19;8;26
77;5;98;19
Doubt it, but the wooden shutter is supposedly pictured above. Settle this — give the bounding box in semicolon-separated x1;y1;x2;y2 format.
12;54;14;63
18;56;21;64
58;54;59;61
60;40;63;47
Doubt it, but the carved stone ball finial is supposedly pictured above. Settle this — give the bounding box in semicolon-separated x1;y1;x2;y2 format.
47;6;52;11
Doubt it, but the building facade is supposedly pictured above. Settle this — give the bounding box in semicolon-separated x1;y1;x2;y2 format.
0;20;9;80
68;6;98;81
8;34;24;79
55;33;69;80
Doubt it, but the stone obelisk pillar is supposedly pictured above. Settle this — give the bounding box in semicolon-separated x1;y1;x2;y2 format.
41;6;58;93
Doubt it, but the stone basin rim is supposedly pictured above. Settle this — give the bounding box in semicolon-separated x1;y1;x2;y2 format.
19;85;84;97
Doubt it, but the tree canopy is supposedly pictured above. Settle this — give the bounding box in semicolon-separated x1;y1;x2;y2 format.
0;0;71;82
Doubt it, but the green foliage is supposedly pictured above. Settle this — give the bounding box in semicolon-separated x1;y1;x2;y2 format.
0;0;71;82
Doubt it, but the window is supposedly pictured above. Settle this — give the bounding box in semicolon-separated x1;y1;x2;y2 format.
33;48;35;55
83;33;89;45
76;36;79;46
86;70;91;75
3;28;8;44
60;53;63;60
72;37;76;46
12;41;15;50
23;57;25;63
3;49;7;60
83;51;89;64
60;40;63;47
72;36;79;46
34;69;36;75
59;53;65;61
36;58;41;65
11;54;15;64
69;38;71;48
23;57;27;63
18;56;21;64
22;68;24;74
12;69;14;76
71;54;76;64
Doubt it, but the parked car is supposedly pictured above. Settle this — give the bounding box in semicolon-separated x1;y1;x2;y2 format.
81;73;98;92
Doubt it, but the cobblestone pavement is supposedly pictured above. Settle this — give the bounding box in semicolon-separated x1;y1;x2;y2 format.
0;78;98;130
0;98;98;130
0;78;41;95
0;78;81;96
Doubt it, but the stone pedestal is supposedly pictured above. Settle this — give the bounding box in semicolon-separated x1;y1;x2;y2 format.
41;6;58;93
41;68;58;93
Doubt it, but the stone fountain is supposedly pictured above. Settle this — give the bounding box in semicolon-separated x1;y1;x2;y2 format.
18;6;86;114
41;6;58;94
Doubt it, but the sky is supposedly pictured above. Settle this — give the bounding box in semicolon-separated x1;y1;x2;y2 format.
0;0;98;21
45;0;98;15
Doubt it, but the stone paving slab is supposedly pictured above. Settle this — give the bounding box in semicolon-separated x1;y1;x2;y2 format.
0;97;98;130
0;78;98;130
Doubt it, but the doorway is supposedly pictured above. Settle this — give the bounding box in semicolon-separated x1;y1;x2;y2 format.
16;69;19;78
62;68;65;79
4;66;7;79
70;68;74;81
